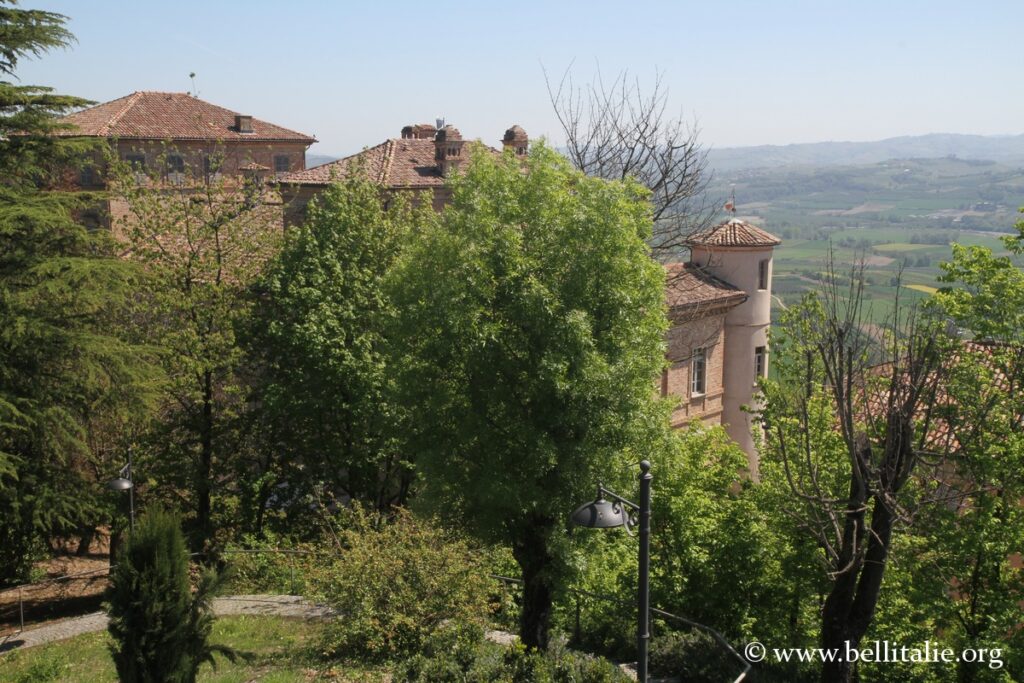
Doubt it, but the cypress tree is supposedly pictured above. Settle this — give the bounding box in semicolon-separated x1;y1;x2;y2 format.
106;507;232;683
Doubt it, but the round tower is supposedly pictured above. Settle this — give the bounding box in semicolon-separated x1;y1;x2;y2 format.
685;218;781;473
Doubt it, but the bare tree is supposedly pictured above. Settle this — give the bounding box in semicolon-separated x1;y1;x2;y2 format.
546;66;716;261
761;259;959;683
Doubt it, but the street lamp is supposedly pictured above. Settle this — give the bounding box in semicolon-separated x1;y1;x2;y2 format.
107;447;135;532
570;460;652;683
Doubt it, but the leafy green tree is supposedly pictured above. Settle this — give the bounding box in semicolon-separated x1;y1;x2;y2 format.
0;1;157;583
243;170;420;530
389;143;670;648
111;154;281;551
911;211;1024;681
107;506;232;683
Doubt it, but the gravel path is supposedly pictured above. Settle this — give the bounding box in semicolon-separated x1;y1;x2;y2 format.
0;594;332;654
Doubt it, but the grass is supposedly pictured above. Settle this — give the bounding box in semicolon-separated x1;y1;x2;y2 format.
0;615;388;683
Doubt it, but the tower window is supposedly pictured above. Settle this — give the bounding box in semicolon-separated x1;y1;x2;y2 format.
758;259;769;290
274;155;291;173
755;346;767;379
691;348;706;396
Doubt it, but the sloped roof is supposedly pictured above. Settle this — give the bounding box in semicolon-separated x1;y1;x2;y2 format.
664;262;747;311
685;218;781;248
57;92;315;143
281;137;501;188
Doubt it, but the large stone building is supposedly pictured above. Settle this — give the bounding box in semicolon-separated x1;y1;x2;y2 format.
279;121;517;224
58;91;316;185
282;123;780;465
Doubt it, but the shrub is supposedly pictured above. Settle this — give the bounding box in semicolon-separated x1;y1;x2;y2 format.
106;507;233;683
396;628;632;683
312;506;494;663
224;531;319;595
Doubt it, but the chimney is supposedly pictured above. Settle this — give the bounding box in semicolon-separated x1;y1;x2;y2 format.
235;115;253;134
502;125;529;156
434;125;464;177
401;123;437;139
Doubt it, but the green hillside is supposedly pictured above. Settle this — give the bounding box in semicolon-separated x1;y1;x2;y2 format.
704;156;1024;324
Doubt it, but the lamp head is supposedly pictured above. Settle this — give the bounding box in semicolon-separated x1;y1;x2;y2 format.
107;477;133;492
569;497;628;529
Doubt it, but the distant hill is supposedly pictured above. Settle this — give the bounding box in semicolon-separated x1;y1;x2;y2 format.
306;153;339;168
708;133;1024;172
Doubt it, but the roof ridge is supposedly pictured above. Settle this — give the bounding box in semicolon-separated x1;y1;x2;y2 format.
379;139;397;184
97;91;143;137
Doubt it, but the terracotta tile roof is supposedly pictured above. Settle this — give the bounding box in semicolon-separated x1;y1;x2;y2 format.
685;218;781;248
57;92;315;143
281;138;500;187
664;262;747;311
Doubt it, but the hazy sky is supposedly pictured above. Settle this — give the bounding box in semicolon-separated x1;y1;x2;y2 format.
15;0;1023;156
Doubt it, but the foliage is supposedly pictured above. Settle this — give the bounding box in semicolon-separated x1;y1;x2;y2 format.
312;506;494;664
222;531;320;595
759;277;955;682
389;142;671;648
561;425;795;662
106;507;233;683
0;1;158;584
244;169;422;530
111;152;282;551
396;626;632;683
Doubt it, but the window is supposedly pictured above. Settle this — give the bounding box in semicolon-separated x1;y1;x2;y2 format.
274;155;291;173
660;369;669;397
166;155;185;173
125;154;146;170
691;348;706;396
203;155;223;182
755;346;767;379
758;259;770;290
166;154;185;184
79;165;97;187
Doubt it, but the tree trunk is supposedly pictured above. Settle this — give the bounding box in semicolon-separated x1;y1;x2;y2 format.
819;496;895;683
511;518;556;650
194;370;214;552
75;525;95;556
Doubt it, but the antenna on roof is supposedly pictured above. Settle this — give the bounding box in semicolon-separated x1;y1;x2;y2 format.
188;72;199;97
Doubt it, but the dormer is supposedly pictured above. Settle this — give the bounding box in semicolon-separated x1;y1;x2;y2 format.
235;115;253;134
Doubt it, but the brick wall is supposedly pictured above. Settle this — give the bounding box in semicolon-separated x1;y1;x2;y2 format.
112;140;309;178
663;309;729;428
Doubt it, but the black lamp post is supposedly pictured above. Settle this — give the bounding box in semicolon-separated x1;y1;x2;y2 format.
570;460;652;683
107;447;135;532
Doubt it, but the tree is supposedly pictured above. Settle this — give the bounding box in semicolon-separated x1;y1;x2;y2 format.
917;210;1024;681
546;67;714;260
759;268;955;683
243;169;420;531
389;143;671;649
0;1;157;583
107;506;232;683
111;154;281;551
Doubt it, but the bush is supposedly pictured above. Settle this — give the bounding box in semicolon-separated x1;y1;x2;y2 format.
106;507;233;683
312;506;495;663
396;628;632;683
223;531;319;595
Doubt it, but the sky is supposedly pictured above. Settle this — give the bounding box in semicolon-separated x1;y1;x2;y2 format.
14;0;1024;157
